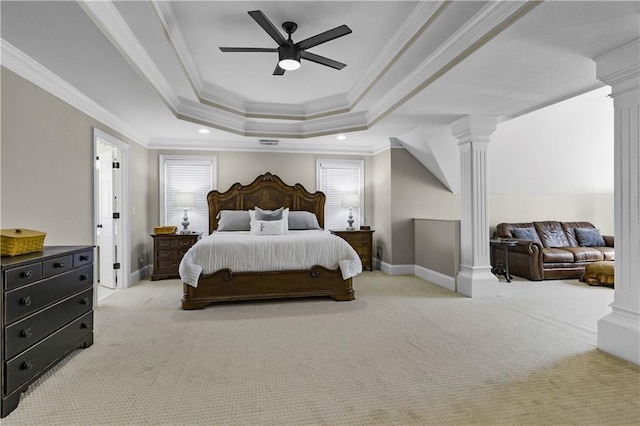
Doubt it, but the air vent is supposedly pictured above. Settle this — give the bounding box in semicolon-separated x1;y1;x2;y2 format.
259;139;279;146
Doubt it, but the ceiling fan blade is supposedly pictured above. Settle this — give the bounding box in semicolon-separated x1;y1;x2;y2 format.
296;25;352;50
219;47;278;53
248;10;287;46
300;51;346;70
273;64;286;76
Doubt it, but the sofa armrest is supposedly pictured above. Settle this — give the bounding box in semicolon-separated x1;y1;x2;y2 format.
603;235;614;247
501;240;545;280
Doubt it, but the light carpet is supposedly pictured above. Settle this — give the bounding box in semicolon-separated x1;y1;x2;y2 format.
3;272;639;425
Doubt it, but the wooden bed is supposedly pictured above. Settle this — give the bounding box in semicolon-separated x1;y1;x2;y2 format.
181;173;355;309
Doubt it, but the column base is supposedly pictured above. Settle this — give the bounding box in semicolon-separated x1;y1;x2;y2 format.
456;266;499;298
598;307;640;365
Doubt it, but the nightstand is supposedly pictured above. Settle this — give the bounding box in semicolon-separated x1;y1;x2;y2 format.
330;229;375;271
151;233;200;281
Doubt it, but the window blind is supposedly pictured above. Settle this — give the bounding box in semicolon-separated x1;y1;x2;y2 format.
317;160;363;230
161;156;216;235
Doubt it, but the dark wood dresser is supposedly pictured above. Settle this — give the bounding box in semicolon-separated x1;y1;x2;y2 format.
151;233;199;280
1;246;94;417
331;229;375;271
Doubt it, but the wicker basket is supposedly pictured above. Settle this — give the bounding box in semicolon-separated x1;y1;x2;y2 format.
154;226;177;235
1;229;46;256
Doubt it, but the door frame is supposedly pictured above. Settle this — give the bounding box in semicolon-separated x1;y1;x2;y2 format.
93;128;130;290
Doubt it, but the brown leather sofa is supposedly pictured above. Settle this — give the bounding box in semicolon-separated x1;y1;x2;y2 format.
492;221;614;281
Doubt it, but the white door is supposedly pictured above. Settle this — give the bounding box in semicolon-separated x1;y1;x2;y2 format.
97;142;117;289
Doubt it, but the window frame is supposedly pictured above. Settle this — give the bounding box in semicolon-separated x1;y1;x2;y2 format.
316;159;365;231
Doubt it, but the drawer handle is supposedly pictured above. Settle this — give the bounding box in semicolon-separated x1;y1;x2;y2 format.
21;361;34;371
21;270;33;278
79;255;90;261
81;322;89;329
20;296;32;306
21;328;33;338
81;297;90;305
55;262;65;268
80;274;89;281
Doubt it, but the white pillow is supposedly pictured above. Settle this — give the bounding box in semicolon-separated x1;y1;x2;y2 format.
249;208;289;231
250;219;286;235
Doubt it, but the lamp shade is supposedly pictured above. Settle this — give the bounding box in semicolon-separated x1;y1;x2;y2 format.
174;192;196;208
341;193;360;208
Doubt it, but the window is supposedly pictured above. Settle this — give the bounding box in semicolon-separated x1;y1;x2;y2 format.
159;155;216;235
316;159;364;230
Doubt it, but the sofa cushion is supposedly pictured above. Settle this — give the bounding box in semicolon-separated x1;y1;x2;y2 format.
534;221;570;248
575;227;606;247
595;246;615;261
542;248;575;263
561;221;595;247
511;227;542;245
562;247;604;262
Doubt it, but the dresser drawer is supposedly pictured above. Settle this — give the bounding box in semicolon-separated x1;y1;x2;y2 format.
73;250;93;268
43;255;73;278
5;288;93;359
5;311;93;394
5;265;93;324
158;259;181;270
172;238;196;249
5;263;43;291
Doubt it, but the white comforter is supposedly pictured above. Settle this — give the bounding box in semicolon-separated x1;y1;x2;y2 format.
179;230;362;287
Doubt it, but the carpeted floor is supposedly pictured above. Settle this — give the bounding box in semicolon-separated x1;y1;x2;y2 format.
3;272;639;425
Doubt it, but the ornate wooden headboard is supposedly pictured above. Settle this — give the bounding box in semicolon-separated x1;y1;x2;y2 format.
207;173;326;233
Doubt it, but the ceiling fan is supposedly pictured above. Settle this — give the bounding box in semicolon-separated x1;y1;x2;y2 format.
219;10;352;76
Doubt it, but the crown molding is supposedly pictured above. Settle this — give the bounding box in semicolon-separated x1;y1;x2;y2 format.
147;138;378;156
368;0;542;125
78;0;180;108
148;0;444;121
0;39;148;146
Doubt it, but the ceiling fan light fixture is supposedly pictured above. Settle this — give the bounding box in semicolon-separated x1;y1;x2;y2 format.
278;58;300;71
278;45;301;71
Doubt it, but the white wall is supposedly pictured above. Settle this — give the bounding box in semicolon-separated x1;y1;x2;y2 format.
489;86;614;193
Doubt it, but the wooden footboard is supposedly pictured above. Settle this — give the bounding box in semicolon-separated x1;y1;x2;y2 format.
182;266;354;310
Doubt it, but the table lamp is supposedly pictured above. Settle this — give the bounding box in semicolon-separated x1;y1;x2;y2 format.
174;192;196;234
341;193;360;231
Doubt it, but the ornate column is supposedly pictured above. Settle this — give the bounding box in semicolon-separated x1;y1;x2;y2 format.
595;39;640;365
452;115;499;297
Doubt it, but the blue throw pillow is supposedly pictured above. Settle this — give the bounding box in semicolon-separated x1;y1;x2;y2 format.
575;228;605;247
512;227;541;244
255;206;283;221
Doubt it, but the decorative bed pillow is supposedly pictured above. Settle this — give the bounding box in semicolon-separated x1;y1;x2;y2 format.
216;210;251;231
250;207;289;230
512;227;541;244
288;211;321;230
575;227;605;247
250;219;286;235
255;206;284;221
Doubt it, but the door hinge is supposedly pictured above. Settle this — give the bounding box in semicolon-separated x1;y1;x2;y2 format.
113;212;120;219
112;161;120;169
113;263;121;270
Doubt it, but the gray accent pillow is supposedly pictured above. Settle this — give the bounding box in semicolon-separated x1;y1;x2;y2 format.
255;206;283;221
288;211;321;230
216;210;251;231
512;227;541;244
575;228;605;247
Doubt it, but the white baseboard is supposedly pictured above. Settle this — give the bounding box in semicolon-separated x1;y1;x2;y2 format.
130;264;152;287
414;265;456;291
378;261;414;276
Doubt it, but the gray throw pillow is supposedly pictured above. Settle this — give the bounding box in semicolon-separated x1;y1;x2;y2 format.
288;211;321;230
512;227;541;244
575;228;605;247
255;206;283;221
216;210;251;231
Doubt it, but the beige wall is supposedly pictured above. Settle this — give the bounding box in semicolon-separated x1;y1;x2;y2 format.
414;219;460;277
371;149;391;263
489;194;614;236
147;149;372;229
390;148;460;265
1;68;150;276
